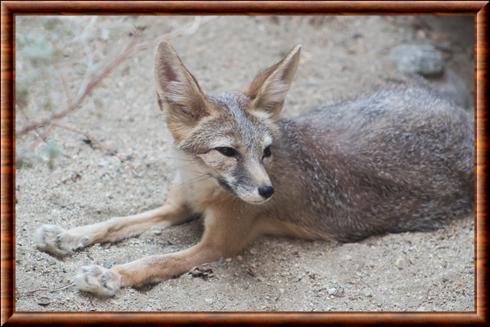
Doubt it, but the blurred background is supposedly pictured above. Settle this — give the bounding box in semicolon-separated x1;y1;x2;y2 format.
16;16;474;311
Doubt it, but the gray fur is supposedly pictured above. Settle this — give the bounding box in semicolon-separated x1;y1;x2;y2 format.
180;92;273;196
270;85;473;242
183;84;473;242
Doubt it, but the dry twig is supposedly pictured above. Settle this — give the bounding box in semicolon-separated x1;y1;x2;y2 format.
22;282;76;297
51;123;137;173
17;17;214;138
17;29;142;136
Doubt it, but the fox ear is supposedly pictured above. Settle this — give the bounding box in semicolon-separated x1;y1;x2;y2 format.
244;45;301;120
154;42;210;139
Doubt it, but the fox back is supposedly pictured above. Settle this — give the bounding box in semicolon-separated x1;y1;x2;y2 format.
155;43;474;242
271;86;474;241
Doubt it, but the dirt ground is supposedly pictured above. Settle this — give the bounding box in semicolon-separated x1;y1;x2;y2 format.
15;16;475;311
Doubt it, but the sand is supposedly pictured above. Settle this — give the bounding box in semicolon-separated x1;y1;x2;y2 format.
15;15;474;311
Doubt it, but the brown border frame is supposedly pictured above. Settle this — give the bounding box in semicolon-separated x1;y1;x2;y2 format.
1;1;488;325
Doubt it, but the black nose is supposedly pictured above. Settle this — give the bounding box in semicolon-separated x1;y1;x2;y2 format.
258;185;274;199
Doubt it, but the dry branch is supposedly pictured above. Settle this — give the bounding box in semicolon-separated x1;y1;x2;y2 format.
16;17;214;138
21;283;76;297
51;123;137;173
17;31;142;136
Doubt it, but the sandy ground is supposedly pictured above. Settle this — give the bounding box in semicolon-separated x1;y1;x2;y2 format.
15;16;474;311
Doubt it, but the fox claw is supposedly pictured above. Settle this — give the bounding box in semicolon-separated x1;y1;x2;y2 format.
35;224;89;257
75;265;121;297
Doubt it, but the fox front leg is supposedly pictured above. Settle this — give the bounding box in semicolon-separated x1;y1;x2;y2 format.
35;183;192;257
75;209;259;296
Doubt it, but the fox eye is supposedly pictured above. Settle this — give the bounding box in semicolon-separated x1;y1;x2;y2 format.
263;146;272;158
215;147;237;157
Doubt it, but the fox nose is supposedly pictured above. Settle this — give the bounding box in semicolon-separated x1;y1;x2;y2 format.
258;185;274;199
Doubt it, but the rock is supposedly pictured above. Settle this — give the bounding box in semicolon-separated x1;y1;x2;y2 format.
395;256;406;269
389;44;444;77
37;296;51;306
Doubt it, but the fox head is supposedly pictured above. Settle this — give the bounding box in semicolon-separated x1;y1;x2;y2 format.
154;42;301;204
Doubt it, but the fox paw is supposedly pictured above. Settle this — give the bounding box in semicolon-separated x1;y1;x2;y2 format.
75;265;121;297
34;224;89;257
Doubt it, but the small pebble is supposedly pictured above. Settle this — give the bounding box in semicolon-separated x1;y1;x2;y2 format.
395;256;405;269
37;296;51;307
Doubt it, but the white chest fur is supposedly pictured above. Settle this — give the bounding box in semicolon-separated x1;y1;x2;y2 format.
170;149;220;212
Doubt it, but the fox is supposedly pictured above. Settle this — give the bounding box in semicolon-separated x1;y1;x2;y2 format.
34;42;474;297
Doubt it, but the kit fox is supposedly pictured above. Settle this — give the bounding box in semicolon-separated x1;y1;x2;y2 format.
35;42;474;297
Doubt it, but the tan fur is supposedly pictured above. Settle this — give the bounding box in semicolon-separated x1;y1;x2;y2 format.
35;43;308;296
244;45;301;120
154;42;216;141
37;164;312;297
